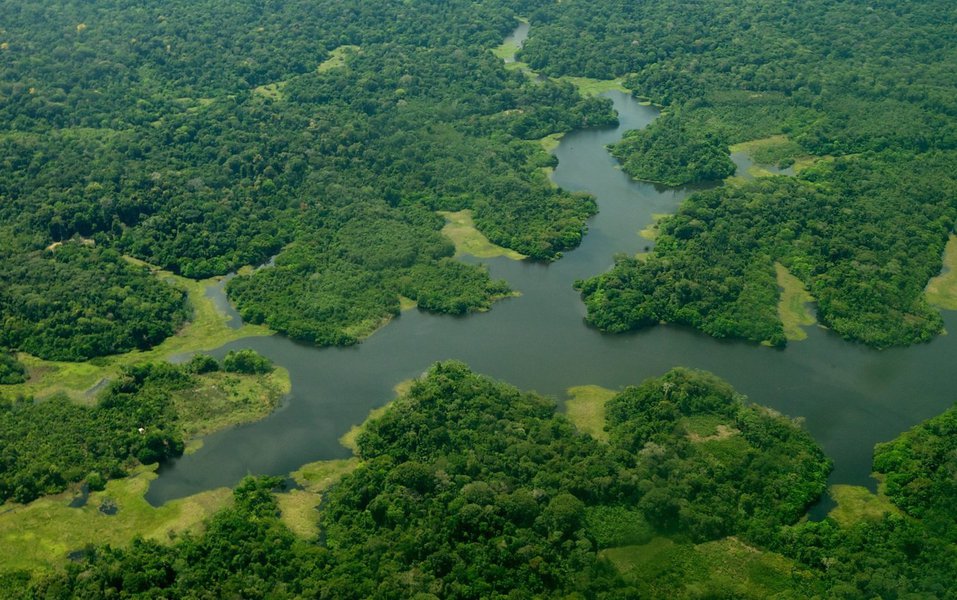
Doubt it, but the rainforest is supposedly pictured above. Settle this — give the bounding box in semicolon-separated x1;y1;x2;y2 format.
1;0;956;597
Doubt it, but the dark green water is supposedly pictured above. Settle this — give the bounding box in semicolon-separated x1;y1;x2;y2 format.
147;87;957;511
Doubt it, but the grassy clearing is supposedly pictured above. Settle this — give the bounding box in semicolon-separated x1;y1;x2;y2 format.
438;209;526;260
564;385;616;442
317;45;359;73
492;39;521;61
279;458;359;538
775;263;816;341
926;234;957;310
639;213;669;241
555;75;630;96
398;295;418;311
730;135;814;172
342;314;393;341
828;483;900;527
252;80;287;100
0;465;231;572
7;260;272;402
682;414;739;443
603;536;810;598
538;132;564;153
174;368;291;443
491;18;529;62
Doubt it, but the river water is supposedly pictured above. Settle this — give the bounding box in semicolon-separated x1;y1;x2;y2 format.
146;35;957;510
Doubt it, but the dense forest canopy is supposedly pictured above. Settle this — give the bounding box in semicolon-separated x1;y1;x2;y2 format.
519;0;957;347
0;0;612;358
12;363;839;598
2;0;957;596
4;363;954;597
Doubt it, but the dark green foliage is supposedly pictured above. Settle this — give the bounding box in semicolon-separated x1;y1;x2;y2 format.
610;112;735;185
521;0;957;154
605;368;830;539
0;0;618;357
770;406;957;598
578;153;957;347
185;353;220;375
221;349;273;375
0;363;189;504
522;0;957;347
873;405;957;526
31;364;830;597
399;258;511;314
0;351;27;385
227;208;512;344
0;241;187;361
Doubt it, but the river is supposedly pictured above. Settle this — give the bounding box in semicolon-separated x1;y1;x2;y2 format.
146;29;957;512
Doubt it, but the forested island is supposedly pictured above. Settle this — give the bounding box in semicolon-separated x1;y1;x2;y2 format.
2;0;957;596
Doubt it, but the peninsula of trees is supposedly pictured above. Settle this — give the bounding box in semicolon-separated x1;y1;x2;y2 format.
521;0;957;347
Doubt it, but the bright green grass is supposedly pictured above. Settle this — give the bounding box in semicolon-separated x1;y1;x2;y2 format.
317;45;359;73
492;40;521;61
681;414;738;441
639;213;669;241
252;80;287;100
174;368;291;447
926;234;957;310
398;295;418;311
279;458;359;538
564;384;616;442
555;75;630;96
729;135;820;176
0;465;231;572
603;536;814;598
828;483;900;527
538;132;565;153
7;259;273;402
338;379;414;453
775;263;816;341
438;209;526;260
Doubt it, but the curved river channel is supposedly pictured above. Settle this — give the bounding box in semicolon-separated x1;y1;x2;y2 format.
147;55;957;514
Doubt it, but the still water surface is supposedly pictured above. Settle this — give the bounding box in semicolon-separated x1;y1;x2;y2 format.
148;88;957;512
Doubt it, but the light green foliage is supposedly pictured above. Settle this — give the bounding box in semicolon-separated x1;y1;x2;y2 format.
438;209;526;260
926;234;957;310
564;384;616;442
827;484;900;527
775;263;815;341
0;464;232;573
602;536;816;598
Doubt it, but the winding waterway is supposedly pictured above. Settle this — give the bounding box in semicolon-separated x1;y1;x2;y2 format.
147;32;957;511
